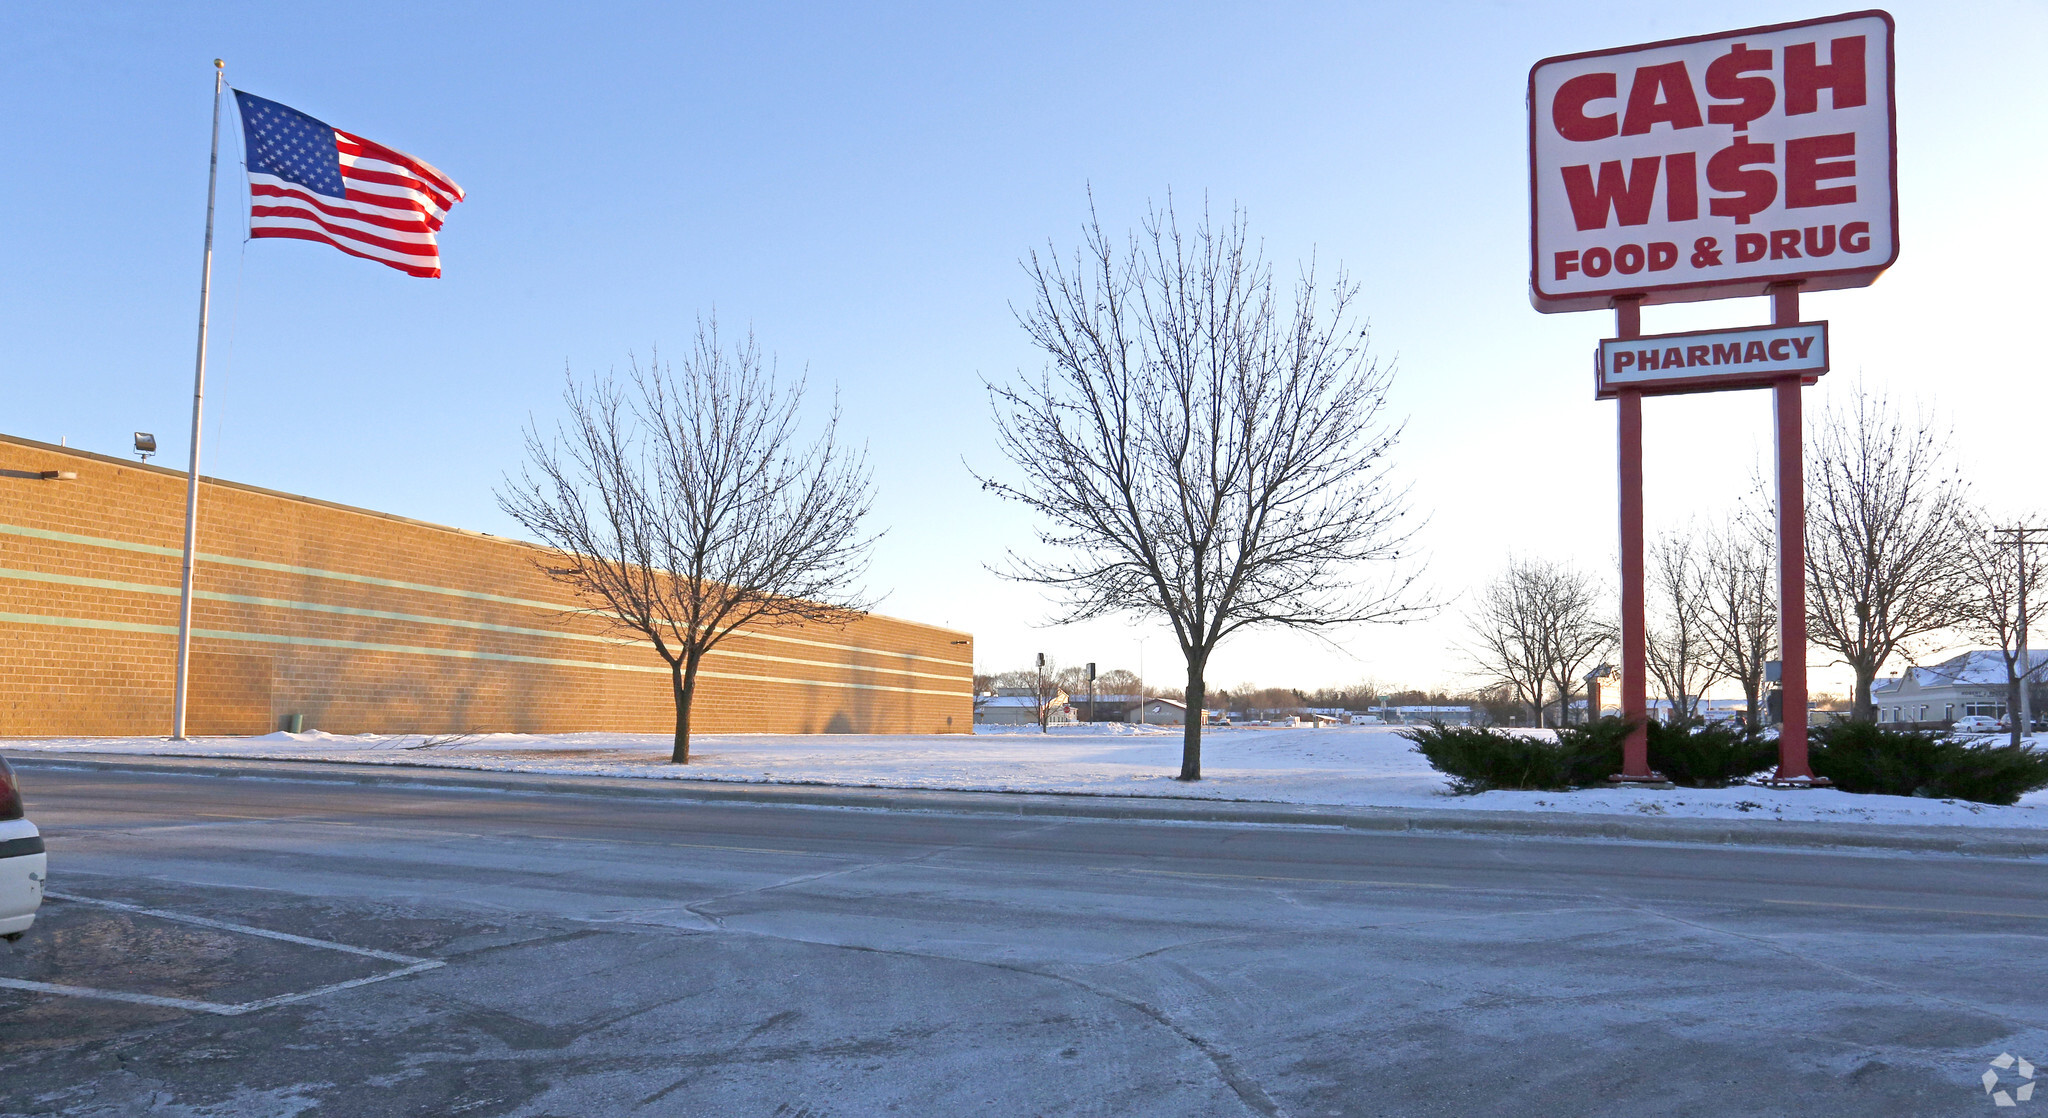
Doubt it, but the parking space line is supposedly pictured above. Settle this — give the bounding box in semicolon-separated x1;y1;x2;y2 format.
0;977;240;1014
46;892;437;964
0;962;447;1016
228;961;445;1013
2;894;448;1016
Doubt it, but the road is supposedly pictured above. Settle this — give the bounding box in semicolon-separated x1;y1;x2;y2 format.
2;764;2045;1117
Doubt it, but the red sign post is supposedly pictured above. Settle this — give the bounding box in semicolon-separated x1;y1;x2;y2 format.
1529;11;1897;781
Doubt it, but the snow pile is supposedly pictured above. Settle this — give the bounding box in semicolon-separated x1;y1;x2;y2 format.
6;724;2047;829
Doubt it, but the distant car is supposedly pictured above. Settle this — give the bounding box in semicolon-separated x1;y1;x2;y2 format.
1953;716;2002;734
0;756;44;941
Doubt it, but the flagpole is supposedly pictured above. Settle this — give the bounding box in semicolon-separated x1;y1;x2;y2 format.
172;59;225;741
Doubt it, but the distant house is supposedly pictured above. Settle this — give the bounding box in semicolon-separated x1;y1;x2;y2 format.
976;694;1078;726
1870;649;2046;727
1128;697;1200;725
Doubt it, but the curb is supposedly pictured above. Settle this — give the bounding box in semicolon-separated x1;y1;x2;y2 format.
12;751;2048;857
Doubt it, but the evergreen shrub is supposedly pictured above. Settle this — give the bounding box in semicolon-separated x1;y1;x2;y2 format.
1809;722;2048;805
1646;718;1778;788
1405;719;1626;793
1552;716;1630;784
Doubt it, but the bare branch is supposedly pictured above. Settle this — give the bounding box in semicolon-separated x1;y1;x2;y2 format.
1804;385;1974;721
1461;556;1614;728
979;193;1433;780
498;317;879;762
1696;501;1778;729
1958;513;2048;745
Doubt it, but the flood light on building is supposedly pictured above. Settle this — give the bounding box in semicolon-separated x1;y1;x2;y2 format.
134;432;156;462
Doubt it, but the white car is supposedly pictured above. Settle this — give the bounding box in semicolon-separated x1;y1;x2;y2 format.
0;756;44;941
1953;716;2002;734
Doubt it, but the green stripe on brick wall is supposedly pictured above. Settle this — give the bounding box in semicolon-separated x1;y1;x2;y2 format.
0;521;972;671
0;566;962;684
0;610;964;697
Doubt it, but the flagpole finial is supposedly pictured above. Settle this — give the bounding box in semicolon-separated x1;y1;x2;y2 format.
214;58;224;69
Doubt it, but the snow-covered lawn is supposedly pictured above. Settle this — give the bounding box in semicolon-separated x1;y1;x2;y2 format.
10;723;2048;830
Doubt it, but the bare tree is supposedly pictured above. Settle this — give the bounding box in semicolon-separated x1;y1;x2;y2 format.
1054;662;1107;721
989;668;1038;690
1096;667;1142;695
1537;563;1616;727
499;320;878;763
1464;557;1613;727
1031;655;1067;731
1645;528;1719;722
982;196;1429;780
1463;561;1552;726
1697;508;1777;729
1241;686;1307;719
991;660;1070;731
1804;387;1974;721
1959;517;2047;746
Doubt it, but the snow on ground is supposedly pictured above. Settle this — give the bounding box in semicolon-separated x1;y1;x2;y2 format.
9;723;2048;831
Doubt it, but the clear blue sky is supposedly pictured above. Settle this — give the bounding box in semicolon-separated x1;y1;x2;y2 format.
5;2;2043;695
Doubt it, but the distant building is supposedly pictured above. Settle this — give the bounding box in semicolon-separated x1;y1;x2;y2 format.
976;694;1077;726
1072;693;1143;722
0;434;971;737
1373;704;1477;726
1129;697;1198;725
1870;649;2046;727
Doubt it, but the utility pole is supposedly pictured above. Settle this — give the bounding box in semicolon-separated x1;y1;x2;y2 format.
1993;526;2048;741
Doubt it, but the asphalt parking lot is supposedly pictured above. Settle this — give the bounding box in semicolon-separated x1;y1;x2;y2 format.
4;762;2047;1116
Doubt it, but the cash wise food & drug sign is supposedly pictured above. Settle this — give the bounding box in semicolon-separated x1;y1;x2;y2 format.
1524;10;1900;788
1529;10;1896;312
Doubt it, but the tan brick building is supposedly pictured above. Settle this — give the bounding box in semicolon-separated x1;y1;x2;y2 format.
0;435;971;737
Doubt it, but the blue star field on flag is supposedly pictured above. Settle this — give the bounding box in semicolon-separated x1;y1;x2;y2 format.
234;92;346;198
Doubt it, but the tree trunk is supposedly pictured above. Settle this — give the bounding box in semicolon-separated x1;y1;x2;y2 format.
1179;655;1206;782
671;652;702;764
1852;666;1877;723
1742;679;1761;734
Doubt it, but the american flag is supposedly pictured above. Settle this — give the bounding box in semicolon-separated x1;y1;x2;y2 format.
233;91;464;278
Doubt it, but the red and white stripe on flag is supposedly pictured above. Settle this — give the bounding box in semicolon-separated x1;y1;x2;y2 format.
237;92;464;278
